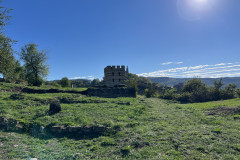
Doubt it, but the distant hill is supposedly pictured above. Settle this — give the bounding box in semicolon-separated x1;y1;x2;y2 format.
147;77;240;88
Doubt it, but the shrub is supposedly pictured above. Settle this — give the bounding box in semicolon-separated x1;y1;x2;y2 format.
160;88;177;100
60;77;70;88
49;100;61;114
175;92;192;103
121;146;133;156
144;86;156;98
236;89;240;98
212;127;222;134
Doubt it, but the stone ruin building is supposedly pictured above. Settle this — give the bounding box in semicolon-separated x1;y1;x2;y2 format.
104;65;129;87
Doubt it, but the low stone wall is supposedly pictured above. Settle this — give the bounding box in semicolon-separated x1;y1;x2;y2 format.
21;87;83;94
15;86;136;98
83;87;136;98
0;117;107;138
49;125;106;136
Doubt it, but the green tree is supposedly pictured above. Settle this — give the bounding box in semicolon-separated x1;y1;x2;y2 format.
145;84;156;98
60;77;70;88
91;78;100;86
222;84;237;99
126;75;138;92
0;5;18;82
20;43;49;86
213;78;224;100
182;78;208;102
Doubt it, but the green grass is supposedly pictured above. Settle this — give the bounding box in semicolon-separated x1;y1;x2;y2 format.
180;98;240;110
1;82;240;159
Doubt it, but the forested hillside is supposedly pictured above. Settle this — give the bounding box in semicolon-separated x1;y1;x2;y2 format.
148;77;240;88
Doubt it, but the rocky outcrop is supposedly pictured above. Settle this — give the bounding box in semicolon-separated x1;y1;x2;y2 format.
0;117;22;131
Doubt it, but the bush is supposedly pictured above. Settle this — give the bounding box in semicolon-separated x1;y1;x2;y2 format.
121;146;133;156
49;100;61;114
52;81;61;88
160;88;177;100
60;77;70;88
221;84;237;100
160;78;238;103
237;89;240;98
145;88;155;98
175;92;192;103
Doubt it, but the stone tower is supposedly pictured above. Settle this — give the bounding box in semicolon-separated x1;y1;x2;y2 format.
104;65;128;87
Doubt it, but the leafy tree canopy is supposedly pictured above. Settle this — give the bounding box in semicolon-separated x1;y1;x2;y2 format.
20;43;49;86
0;5;19;82
60;77;70;88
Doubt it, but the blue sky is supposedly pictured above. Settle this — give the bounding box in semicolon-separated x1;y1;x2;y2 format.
2;0;240;80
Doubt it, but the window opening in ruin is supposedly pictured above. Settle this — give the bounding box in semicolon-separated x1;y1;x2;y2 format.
119;72;121;76
119;79;121;82
113;79;114;82
112;72;114;76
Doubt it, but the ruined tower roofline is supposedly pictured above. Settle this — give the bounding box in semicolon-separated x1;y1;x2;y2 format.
104;65;126;71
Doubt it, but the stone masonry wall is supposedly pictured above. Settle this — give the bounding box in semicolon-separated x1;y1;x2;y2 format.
85;87;136;98
104;65;127;87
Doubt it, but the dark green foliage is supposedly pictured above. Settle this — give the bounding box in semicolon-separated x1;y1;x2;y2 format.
49;100;61;114
149;77;240;88
175;92;192;103
60;77;70;88
121;146;133;156
0;6;21;82
212;128;222;134
20;43;49;86
181;78;208;102
126;73;161;97
236;89;240;97
160;88;177;100
10;93;24;100
161;78;239;103
52;81;61;88
213;78;224;100
90;78;100;86
70;79;91;87
46;79;92;88
222;84;237;99
173;83;184;92
100;137;115;146
145;84;156;98
125;74;139;95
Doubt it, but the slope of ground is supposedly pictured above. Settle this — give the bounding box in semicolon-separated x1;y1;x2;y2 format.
0;82;240;159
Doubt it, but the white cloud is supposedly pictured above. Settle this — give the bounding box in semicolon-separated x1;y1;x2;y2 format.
176;62;183;64
214;63;226;66
161;61;183;65
70;76;94;80
138;62;240;78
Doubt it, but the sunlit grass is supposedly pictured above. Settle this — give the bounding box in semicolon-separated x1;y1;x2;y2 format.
1;82;240;159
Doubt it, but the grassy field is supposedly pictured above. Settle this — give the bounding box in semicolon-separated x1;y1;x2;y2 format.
1;82;240;159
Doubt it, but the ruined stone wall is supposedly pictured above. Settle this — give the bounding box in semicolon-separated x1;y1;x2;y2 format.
104;65;127;87
85;87;136;98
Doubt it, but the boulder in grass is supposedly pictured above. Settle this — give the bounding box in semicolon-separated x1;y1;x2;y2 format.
49;100;61;114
